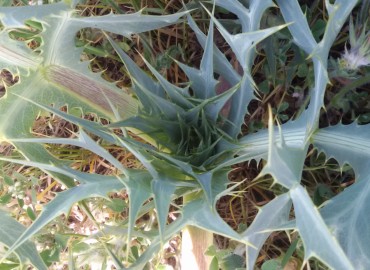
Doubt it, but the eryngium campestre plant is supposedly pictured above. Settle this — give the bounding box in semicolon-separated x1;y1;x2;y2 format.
0;0;367;269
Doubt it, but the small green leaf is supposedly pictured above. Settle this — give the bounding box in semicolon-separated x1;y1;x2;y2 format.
17;198;24;208
219;254;244;270
311;19;326;41
261;259;282;270
277;102;289;113
209;256;219;270
72;243;91;253
3;176;13;186
313;184;334;206
131;246;139;260
0;193;11;204
297;63;308;78
26;207;36;221
40;248;60;266
106;198;127;213
205;245;217;256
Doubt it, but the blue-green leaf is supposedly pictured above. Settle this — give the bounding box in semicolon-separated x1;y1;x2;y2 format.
290;185;354;270
320;177;370;269
241;193;291;269
275;0;317;55
0;210;47;270
152;177;177;244
313;122;370;179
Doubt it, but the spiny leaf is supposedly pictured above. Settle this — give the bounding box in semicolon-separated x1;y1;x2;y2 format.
320;176;370;269
152;177;177;244
241;193;291;269
2;175;125;262
223;73;256;138
290;185;354;270
11;95;118;143
116;172;152;260
105;33;166;100
233;109;311;167
130;76;184;119
276;0;317;54
109;115;180;150
277;0;354;131
313;122;370;179
207;7;288;71
185;11;240;86
214;0;250;30
175;60;218;100
248;0;276;29
199;4;216;99
305;59;330;131
43;65;137;117
183;199;240;241
0;32;41;72
139;55;192;109
211;0;287;138
41;10;190;66
132;198;241;270
319;0;358;56
0;7;188;183
0;210;47;270
0;2;69;28
259;110;306;188
201;80;240;122
9;130;130;175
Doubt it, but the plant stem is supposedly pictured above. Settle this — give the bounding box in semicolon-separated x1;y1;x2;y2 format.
181;193;213;270
181;225;213;270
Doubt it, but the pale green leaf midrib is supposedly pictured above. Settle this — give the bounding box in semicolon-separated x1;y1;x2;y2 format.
44;11;74;65
0;44;40;68
314;131;370;154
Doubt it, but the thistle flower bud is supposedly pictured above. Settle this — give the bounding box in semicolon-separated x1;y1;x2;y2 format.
340;18;370;70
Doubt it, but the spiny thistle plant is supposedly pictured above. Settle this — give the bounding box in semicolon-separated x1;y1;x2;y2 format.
0;0;367;269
